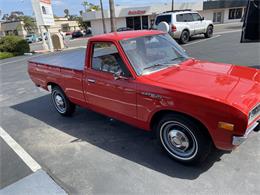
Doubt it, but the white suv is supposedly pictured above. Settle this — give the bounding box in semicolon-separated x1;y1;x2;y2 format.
155;10;214;44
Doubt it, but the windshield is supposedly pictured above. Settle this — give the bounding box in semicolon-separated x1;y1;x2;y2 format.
120;34;189;75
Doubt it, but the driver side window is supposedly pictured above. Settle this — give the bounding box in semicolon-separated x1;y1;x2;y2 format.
91;42;130;77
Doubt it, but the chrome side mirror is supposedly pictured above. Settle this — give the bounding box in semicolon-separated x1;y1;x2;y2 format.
113;70;128;80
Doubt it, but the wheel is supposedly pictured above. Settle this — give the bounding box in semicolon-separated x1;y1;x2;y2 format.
51;86;76;116
155;114;212;165
179;30;190;44
204;25;213;38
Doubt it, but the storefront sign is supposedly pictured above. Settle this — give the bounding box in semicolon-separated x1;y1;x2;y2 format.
31;0;54;26
128;10;146;15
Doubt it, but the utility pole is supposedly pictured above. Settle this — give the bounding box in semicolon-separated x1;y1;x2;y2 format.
171;0;174;11
100;0;107;33
109;0;116;32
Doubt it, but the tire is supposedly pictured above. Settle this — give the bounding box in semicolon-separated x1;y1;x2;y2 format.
204;25;213;38
155;113;212;165
51;86;76;116
179;30;190;44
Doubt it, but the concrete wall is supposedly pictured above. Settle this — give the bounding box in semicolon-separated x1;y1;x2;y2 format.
90;18;126;35
48;20;80;33
1;21;27;37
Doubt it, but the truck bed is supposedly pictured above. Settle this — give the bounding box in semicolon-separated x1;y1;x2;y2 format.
29;48;86;71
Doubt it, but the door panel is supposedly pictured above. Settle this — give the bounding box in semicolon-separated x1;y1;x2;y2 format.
85;70;137;118
192;13;204;34
84;41;137;120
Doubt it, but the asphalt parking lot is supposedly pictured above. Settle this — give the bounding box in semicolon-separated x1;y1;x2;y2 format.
0;29;260;194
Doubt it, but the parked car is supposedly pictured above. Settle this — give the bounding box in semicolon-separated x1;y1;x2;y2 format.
154;10;214;44
72;30;84;38
65;32;73;36
28;30;260;165
117;27;133;32
25;34;39;43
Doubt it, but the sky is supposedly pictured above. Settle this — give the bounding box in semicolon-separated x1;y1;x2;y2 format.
0;0;199;17
0;0;178;17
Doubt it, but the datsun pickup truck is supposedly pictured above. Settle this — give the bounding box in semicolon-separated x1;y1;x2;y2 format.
28;30;260;164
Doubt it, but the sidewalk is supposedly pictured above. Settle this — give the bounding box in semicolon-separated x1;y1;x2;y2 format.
214;22;242;33
0;170;67;195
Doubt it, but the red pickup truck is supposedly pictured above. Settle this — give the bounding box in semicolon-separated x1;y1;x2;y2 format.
28;30;260;164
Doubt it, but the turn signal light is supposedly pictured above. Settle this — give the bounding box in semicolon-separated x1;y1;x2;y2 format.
218;122;234;131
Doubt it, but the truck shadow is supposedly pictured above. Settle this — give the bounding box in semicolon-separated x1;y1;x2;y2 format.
11;95;227;180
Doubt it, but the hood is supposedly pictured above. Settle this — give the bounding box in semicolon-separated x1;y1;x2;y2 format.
144;59;260;114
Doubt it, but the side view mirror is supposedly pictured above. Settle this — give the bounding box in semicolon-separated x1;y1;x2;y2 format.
113;70;128;80
200;16;205;21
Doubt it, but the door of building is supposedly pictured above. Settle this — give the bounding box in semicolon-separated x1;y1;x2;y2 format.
213;12;223;23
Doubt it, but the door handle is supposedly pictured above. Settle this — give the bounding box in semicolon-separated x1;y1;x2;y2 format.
87;79;96;83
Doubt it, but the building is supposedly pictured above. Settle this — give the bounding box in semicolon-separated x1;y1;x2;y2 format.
201;0;247;23
0;17;80;38
48;17;81;33
0;21;6;37
83;1;204;35
0;20;27;37
83;0;248;35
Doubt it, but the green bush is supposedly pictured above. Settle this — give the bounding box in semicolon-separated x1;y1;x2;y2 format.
0;36;30;55
0;52;15;59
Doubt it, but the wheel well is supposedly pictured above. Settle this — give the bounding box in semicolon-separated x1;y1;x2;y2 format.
182;29;190;34
208;24;213;29
150;110;212;140
47;82;60;91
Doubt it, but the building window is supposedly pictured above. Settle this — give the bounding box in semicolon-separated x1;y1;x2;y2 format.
229;8;243;19
42;6;47;14
126;17;134;29
134;16;141;30
126;16;148;30
142;16;148;29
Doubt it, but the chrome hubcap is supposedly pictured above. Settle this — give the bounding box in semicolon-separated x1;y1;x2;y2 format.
53;92;66;113
168;130;189;151
55;95;64;107
160;121;198;160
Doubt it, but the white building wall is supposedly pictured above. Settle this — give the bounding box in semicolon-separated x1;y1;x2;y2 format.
91;18;126;35
199;7;245;24
223;7;244;23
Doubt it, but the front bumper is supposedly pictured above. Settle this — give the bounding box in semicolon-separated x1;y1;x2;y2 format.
232;121;260;146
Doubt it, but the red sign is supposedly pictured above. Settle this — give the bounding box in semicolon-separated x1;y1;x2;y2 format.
40;0;51;4
128;10;146;15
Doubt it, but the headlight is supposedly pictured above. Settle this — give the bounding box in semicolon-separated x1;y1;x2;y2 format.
248;104;260;124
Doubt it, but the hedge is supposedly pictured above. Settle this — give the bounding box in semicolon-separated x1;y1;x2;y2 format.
0;36;30;55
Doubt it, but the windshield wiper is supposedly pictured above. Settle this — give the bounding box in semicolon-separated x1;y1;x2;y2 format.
143;63;168;71
170;56;186;62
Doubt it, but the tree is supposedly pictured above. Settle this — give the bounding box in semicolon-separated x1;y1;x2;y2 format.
76;16;90;31
82;1;101;12
17;16;37;33
64;9;70;18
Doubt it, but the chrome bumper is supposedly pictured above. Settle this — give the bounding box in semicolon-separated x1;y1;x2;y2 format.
232;121;259;146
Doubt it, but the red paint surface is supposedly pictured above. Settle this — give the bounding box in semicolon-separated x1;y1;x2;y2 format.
28;30;260;150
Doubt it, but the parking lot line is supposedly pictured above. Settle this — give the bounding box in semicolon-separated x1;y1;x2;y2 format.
0;126;41;172
184;35;221;46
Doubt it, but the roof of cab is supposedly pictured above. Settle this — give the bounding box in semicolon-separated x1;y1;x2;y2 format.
89;30;164;42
